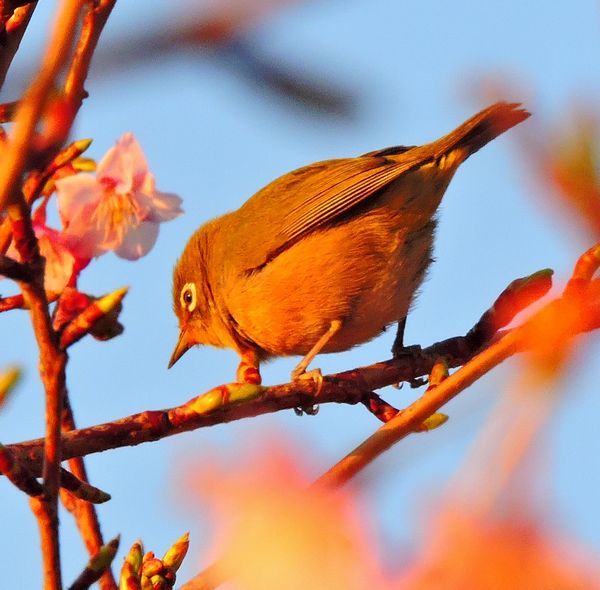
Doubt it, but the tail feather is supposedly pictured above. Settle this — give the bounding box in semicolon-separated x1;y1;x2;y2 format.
431;102;530;162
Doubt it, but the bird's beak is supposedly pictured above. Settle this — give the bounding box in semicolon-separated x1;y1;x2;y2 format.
168;328;193;369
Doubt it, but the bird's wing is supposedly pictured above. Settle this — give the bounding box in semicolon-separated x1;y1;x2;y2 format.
234;149;427;272
234;102;529;273
360;145;415;157
278;155;418;244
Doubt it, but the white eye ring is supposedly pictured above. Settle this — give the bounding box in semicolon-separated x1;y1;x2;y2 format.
180;282;197;312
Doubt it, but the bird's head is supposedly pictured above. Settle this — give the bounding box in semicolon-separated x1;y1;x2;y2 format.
169;233;215;368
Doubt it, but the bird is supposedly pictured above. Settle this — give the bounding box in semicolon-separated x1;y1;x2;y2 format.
169;102;529;387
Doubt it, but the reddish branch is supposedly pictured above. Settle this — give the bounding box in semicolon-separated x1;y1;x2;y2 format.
5;190;66;590
60;399;116;590
0;252;32;281
16;267;598;479
30;495;62;590
0;443;43;495
0;2;119;587
64;0;117;111
0;2;37;89
0;0;82;214
67;536;119;590
21;287;66;590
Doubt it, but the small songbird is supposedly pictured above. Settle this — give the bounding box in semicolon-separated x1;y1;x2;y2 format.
169;102;529;385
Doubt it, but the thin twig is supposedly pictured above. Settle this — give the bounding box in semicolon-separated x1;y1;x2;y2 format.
313;329;523;489
64;0;117;111
0;253;32;281
7;189;68;590
0;3;37;89
30;495;62;590
67;536;120;590
22;275;67;590
0;443;43;495
61;398;118;590
0;290;60;312
0;0;83;214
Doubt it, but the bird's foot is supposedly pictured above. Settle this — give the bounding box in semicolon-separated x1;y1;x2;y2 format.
391;344;424;389
291;367;323;416
391;343;422;359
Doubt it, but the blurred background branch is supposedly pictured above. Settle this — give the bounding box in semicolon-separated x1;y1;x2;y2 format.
2;0;358;119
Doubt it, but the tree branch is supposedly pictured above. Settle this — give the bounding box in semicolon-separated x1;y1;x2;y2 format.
0;0;83;215
0;2;37;90
0;253;32;281
13;269;591;478
63;0;116;111
60;398;117;590
0;443;43;495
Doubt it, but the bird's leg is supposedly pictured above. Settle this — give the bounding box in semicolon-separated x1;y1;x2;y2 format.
236;348;262;385
391;317;425;388
291;319;342;416
291;319;342;388
292;319;342;381
391;317;422;357
391;317;408;357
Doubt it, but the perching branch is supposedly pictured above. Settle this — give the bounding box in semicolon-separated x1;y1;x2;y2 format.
6;266;573;476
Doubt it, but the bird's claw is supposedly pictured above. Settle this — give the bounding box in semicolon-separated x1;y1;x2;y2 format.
293;404;320;416
291;367;323;416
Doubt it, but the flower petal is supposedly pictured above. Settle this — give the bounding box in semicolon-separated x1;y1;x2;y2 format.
55;174;104;229
38;233;76;292
96;144;133;193
63;220;110;259
146;191;183;222
97;133;149;193
114;221;159;260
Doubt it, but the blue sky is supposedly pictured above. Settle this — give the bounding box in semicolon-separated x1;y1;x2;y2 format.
1;0;600;585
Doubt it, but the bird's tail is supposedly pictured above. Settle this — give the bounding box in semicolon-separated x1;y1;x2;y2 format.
431;102;530;165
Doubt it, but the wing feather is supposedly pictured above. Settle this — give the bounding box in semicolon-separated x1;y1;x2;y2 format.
279;156;421;243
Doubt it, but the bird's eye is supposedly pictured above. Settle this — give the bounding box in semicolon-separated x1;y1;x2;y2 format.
180;282;197;312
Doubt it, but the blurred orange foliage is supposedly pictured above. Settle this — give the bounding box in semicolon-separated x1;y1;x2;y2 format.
399;508;600;590
182;432;600;589
185;442;392;590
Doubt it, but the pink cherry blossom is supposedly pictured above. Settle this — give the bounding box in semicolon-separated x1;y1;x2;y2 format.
6;218;79;293
35;224;78;292
55;133;182;260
